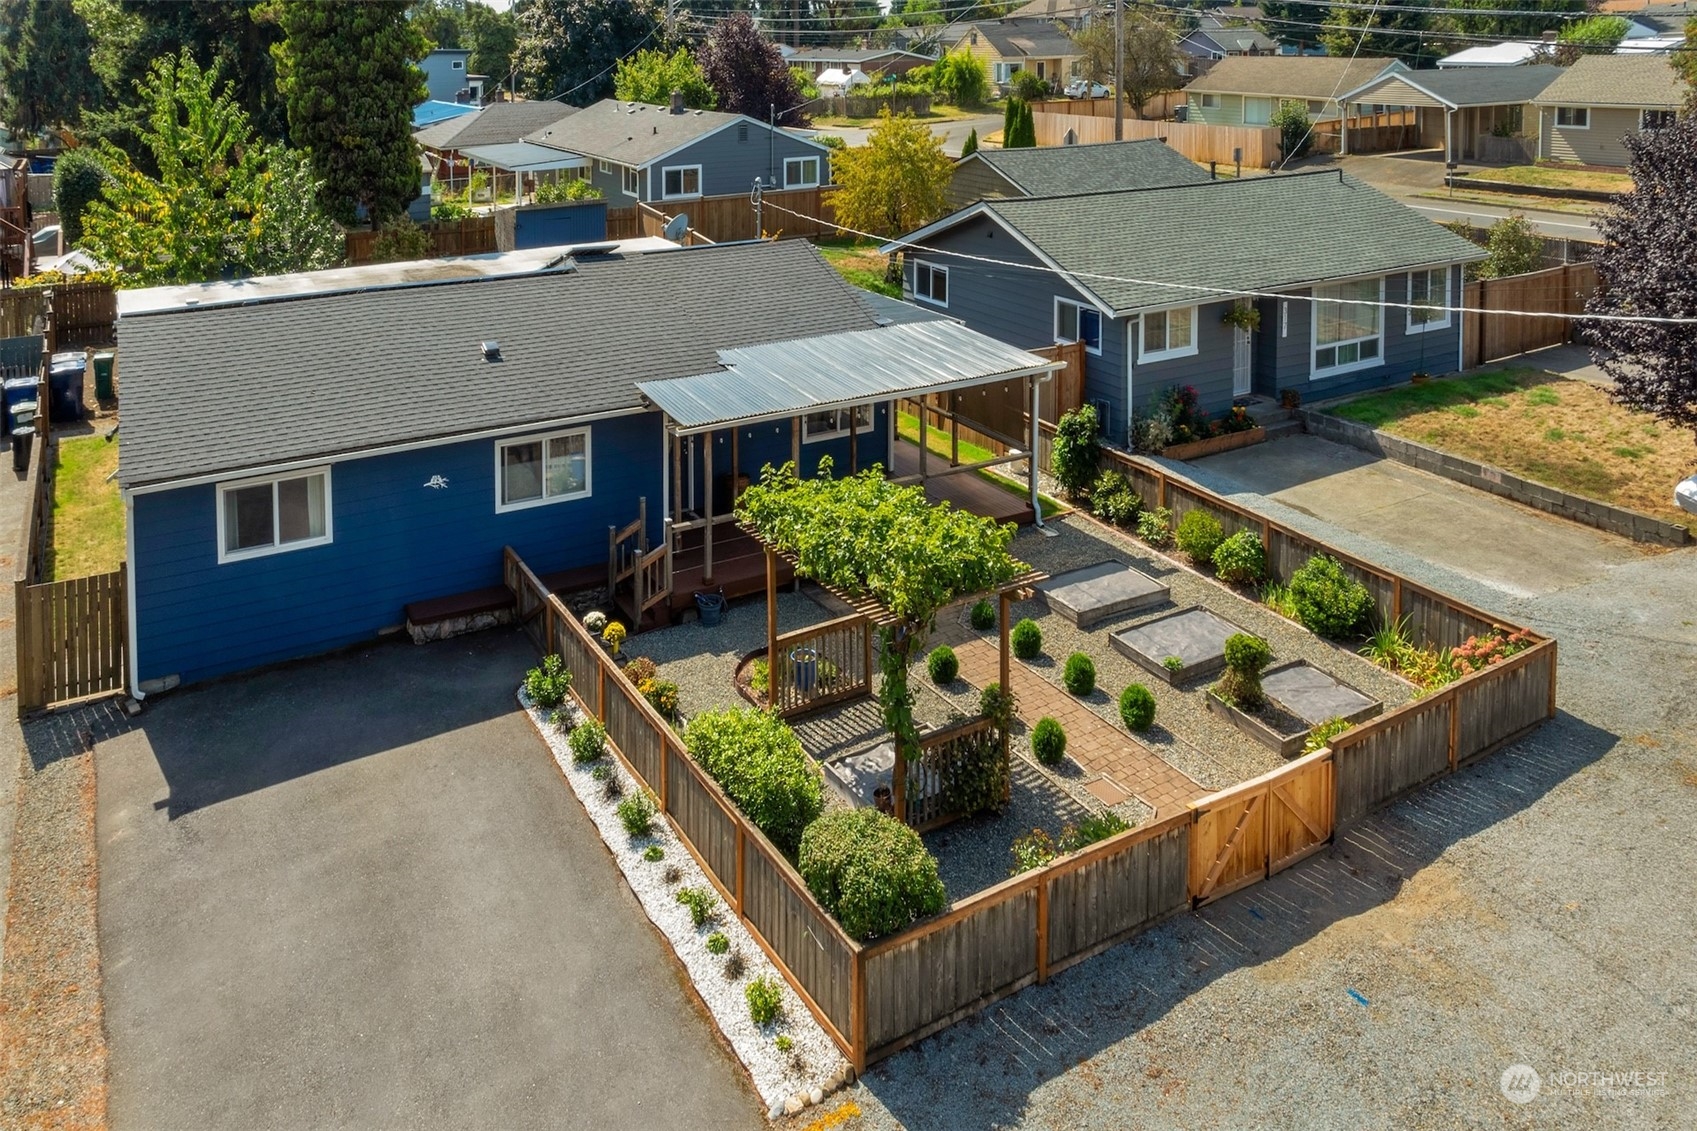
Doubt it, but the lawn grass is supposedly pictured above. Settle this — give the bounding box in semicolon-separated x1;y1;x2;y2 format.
812;237;899;297
1468;164;1633;194
812;100;1003;128
49;435;124;580
1328;368;1693;525
895;410;1068;515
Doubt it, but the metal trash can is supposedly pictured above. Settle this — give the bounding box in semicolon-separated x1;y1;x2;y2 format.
92;351;116;401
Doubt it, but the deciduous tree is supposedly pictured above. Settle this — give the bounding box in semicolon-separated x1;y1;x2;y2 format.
614;46;715;108
1475;214;1544;280
273;0;428;226
1117;11;1181;117
830;109;952;238
1545;14;1629;65
700;12;807;125
1586;113;1697;445
1677;18;1697;107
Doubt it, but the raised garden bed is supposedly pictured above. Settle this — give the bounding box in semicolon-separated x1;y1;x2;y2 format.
1205;688;1312;758
1160;426;1265;462
1205;661;1382;757
1037;560;1170;629
1110;605;1241;685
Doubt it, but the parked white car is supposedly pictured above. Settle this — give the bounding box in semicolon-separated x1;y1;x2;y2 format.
1677;474;1697;518
1064;79;1112;99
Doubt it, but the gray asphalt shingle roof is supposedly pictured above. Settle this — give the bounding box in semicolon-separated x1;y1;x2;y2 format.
1185;55;1401;100
953;20;1080;58
413;100;580;150
522;99;776;168
1532;54;1685;108
974;172;1484;313
1345;65;1564;108
116;241;879;487
970;140;1212;196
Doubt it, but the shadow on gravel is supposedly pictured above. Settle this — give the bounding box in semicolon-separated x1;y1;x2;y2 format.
860;707;1618;1130
22;696;132;772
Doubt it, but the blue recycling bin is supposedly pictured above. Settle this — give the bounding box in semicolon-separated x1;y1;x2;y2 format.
2;376;37;437
48;351;85;423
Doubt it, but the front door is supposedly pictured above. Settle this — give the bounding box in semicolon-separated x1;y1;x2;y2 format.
1232;326;1252;397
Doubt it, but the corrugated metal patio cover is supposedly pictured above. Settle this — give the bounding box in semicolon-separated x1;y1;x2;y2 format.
459;142;591;172
637;321;1059;433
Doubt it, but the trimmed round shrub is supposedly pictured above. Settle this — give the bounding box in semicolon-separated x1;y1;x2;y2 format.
969;598;996;630
1212;529;1266;585
1011;617;1043;660
746;975;784;1025
1174;509;1225;566
1031;717;1066;764
927;644;959;685
1218;633;1272;710
52;147;107;246
1061;651;1095;696
685;708;822;856
798;808;947;941
1089;470;1141;527
1119;683;1156;731
1289;554;1374;638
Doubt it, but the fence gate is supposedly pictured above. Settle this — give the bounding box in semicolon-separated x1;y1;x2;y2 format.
1189;752;1334;906
15;567;129;713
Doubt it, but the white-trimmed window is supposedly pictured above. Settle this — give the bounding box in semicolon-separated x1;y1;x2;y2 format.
1312;277;1384;376
497;428;591;513
784;156;821;188
1243;97;1273;125
1137;305;1197;363
597;159;610;174
620;165;640;196
1054;297;1102;354
1641;108;1676;131
1555;106;1589;129
1197;92;1219;109
217;469;331;564
914;260;948;306
802;404;874;442
660;164;702;199
993;62;1021;83
1407;268;1450;332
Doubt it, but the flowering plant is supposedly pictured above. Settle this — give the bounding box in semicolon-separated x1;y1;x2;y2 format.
602;620;627;656
1449;628;1534;676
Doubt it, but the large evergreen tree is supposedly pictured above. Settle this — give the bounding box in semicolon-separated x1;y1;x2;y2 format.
0;0;102;135
514;0;661;104
699;12;807;126
273;0;427;227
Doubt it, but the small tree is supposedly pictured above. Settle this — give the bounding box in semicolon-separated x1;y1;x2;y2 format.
831;109;953;239
1271;99;1312;162
1050;404;1100;500
932;50;988;108
515;0;662;104
614;46;715;109
1547;15;1630;65
1003;97;1036;148
960;128;979;158
1118;12;1181;118
1070;22;1114;87
1476;214;1545;280
52;148;107;247
700;12;807;126
1586;112;1697;444
1009;69;1050;102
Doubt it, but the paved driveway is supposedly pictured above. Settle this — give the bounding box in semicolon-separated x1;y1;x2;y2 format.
97;630;761;1131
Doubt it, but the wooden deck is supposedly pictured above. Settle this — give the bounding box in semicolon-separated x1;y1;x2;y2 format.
667;525;793;620
891;441;1036;526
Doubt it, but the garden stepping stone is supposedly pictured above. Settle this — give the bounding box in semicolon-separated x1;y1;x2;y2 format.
1038;561;1169;629
1085;777;1131;807
1111;606;1239;683
1262;662;1383;727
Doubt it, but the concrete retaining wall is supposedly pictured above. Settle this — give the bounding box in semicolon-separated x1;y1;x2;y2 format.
1299;409;1691;547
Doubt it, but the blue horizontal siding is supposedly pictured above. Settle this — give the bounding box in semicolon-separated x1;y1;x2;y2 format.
133;412;665;687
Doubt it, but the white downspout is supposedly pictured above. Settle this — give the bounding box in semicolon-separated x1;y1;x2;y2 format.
123;488;144;700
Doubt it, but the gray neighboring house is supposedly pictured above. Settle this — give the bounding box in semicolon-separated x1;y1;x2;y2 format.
422;48;483;105
1532;55;1686;168
884;172;1484;441
524;98;833;204
414;100;581;154
1339;65;1564;162
947;139;1211;210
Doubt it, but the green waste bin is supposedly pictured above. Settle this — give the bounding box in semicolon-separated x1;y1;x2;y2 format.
92;351;116;401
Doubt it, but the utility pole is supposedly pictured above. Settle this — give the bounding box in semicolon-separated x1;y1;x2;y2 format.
753;179;764;237
665;0;675;38
1114;0;1124;141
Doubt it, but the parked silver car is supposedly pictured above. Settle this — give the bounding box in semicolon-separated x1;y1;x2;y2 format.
1064;79;1112;99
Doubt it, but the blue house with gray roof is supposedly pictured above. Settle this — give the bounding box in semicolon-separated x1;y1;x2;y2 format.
885;170;1484;444
114;241;1055;693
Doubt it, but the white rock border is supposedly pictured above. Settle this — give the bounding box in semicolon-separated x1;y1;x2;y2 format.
519;689;851;1119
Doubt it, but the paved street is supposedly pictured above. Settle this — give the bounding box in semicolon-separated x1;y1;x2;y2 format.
1333;149;1603;239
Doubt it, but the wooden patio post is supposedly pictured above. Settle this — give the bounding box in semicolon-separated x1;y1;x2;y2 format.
999;589;1011;693
949;391;959;467
848;409;858;473
703;429;715;585
765;545;778;706
917;397;928;479
791;416;801;470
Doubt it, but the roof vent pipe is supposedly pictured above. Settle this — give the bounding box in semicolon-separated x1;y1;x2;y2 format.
670;89;685;114
481;340;501;361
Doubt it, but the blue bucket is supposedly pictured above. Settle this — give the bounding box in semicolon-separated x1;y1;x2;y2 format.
790;646;819;694
694;590;725;627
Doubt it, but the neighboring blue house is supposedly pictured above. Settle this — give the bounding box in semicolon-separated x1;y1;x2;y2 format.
115;241;1051;693
523;97;834;204
421;47;482;105
885;171;1484;443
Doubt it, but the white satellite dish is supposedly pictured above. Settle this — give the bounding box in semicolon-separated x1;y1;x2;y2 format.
663;212;689;242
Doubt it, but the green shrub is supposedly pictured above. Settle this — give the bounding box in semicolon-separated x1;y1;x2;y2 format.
1261;580;1299;620
1174;509;1224;567
774;1033;794;1052
534;177;604;203
623;656;658;686
706;930;730;955
747;656;769;695
1011;618;1042;660
927;645;959;685
370;217;429;264
797;808;947;941
1119;684;1156;731
569;719;607;764
1161;655;1184;673
1218;633;1272;710
617;790;656;837
1136;506;1173;547
1303;716;1355;755
675;885;719;927
979;682;1017;729
1089;470;1141;526
1289;555;1374;638
1061;811;1130;851
524;654;572;708
1031;717;1066;764
642;844;664;862
1050;405;1101;499
969;598;996;630
746;975;784;1025
1008;827;1057;875
1062;652;1095;696
684;708;822;856
53;147;108;246
1212;530;1266;585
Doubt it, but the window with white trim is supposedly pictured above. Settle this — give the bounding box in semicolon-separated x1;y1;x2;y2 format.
660;164;702;199
784;156;821;188
1198;92;1219;109
1312;277;1383;376
597;159;610;174
1407;268;1450;332
1641;108;1675;131
993;62;1021;83
1054;297;1102;354
217;469;331;563
1306;99;1326;114
1555;106;1589;129
913;260;948;306
620;165;640;196
497;428;591;512
1243;96;1273;125
802;404;874;442
452;59;464;69
1137;306;1196;363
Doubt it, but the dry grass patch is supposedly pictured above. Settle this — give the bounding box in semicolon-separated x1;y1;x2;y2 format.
1330;367;1695;526
812;238;898;298
1473;164;1634;194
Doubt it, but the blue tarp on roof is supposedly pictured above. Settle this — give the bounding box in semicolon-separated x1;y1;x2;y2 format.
413;100;478;129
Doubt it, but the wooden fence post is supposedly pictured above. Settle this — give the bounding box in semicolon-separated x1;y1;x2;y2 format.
1546;640;1559;719
851;952;867;1075
1447;690;1460;771
735;823;746;916
1035;877;1050;984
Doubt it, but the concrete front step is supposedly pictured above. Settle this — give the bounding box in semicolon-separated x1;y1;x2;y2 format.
1262;418;1305;441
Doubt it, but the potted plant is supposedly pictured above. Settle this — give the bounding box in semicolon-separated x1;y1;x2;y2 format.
602;621;627;657
1222;301;1261;333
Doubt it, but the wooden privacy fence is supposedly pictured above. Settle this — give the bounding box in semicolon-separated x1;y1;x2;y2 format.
344;216;497;265
1034;112;1281;168
501;435;1556;1070
1463;262;1597;369
607;187;837;246
1030;91;1185;121
49;282;118;350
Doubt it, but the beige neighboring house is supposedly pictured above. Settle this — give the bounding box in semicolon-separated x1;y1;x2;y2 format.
1184;55;1404;125
1532;55;1686;167
944;19;1085;91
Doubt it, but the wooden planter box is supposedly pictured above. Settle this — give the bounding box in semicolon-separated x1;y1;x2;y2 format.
1161;426;1266;462
1205;688;1310;758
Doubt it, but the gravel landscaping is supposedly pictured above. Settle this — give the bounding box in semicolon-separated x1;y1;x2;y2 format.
520;690;850;1119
